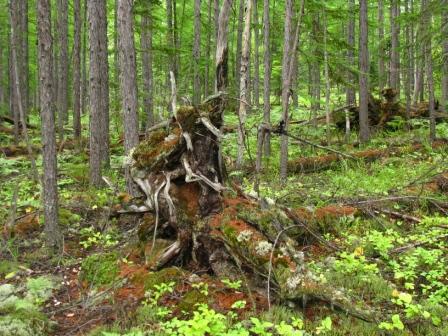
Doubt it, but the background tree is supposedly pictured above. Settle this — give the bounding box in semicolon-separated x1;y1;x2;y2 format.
359;0;370;143
37;0;61;251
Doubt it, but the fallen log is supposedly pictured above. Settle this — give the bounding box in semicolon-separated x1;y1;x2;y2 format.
0;114;37;129
288;139;448;174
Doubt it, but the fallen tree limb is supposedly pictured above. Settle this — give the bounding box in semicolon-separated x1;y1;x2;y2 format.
288;139;448;174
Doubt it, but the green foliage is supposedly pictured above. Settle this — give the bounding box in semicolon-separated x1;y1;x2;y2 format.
79;226;119;249
80;252;120;286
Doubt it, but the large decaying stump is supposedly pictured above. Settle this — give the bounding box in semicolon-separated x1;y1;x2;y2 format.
127;95;377;320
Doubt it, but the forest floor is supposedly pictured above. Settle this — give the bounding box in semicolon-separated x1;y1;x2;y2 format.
1;104;448;336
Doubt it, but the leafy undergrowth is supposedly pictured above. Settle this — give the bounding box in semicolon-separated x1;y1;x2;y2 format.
1;118;448;335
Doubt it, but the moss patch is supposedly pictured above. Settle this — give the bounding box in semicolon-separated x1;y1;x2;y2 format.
80;252;120;286
143;267;184;291
177;289;208;312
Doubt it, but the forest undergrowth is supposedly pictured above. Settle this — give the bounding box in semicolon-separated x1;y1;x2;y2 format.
1;105;448;336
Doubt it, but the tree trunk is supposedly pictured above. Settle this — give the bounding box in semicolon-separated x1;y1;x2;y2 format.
57;0;69;138
235;0;244;105
82;0;88;115
404;0;412;126
193;0;201;105
204;0;212;97
279;0;293;180
252;0;260;108
422;0;435;141
118;0;140;196
390;0;400;93
378;0;385;91
88;0;110;187
359;0;370;143
73;0;82;141
323;10;331;144
262;0;271;156
215;0;232;93
442;0;448;112
166;0;177;88
347;0;356;106
9;0;21;142
236;0;252;168
141;11;155;128
19;1;29;115
37;0;62;251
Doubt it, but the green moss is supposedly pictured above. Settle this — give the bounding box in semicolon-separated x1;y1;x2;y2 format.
80;252;120;286
58;208;81;226
178;289;208;312
176;106;199;132
0;260;20;277
132;127;181;171
143;267;184;291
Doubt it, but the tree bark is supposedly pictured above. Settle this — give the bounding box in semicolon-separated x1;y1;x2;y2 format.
390;0;400;93
422;0;435;141
117;0;140;196
262;0;271;156
280;0;305;180
57;0;69;138
252;0;260;108
378;0;385;91
73;0;82;141
37;0;62;251
347;0;356;106
323;10;331;144
193;0;201;105
88;0;110;186
236;0;252;168
235;0;244;106
359;0;370;143
141;10;155;128
442;0;448;112
215;0;232;93
204;0;212;97
9;1;22;142
405;0;412;125
82;0;88;116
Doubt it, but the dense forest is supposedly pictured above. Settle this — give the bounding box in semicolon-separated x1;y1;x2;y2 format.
1;0;448;335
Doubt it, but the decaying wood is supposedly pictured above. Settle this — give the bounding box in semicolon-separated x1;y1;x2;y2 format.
288;139;448;174
127;95;381;320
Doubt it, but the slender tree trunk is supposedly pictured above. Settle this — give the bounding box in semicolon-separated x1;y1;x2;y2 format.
323;10;331;143
359;0;370;143
262;0;271;156
252;0;260;108
422;0;435;140
442;0;448;112
347;0;356;105
235;0;244;103
73;0;82;140
82;0;88;115
98;0;110;167
37;0;61;251
193;0;201;104
19;1;29;114
390;0;400;93
166;0;177;85
236;0;252;168
280;0;304;180
204;0;212;97
405;0;412;126
141;11;154;128
9;1;21;142
378;0;385;91
118;0;140;196
88;0;110;186
57;0;69;138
